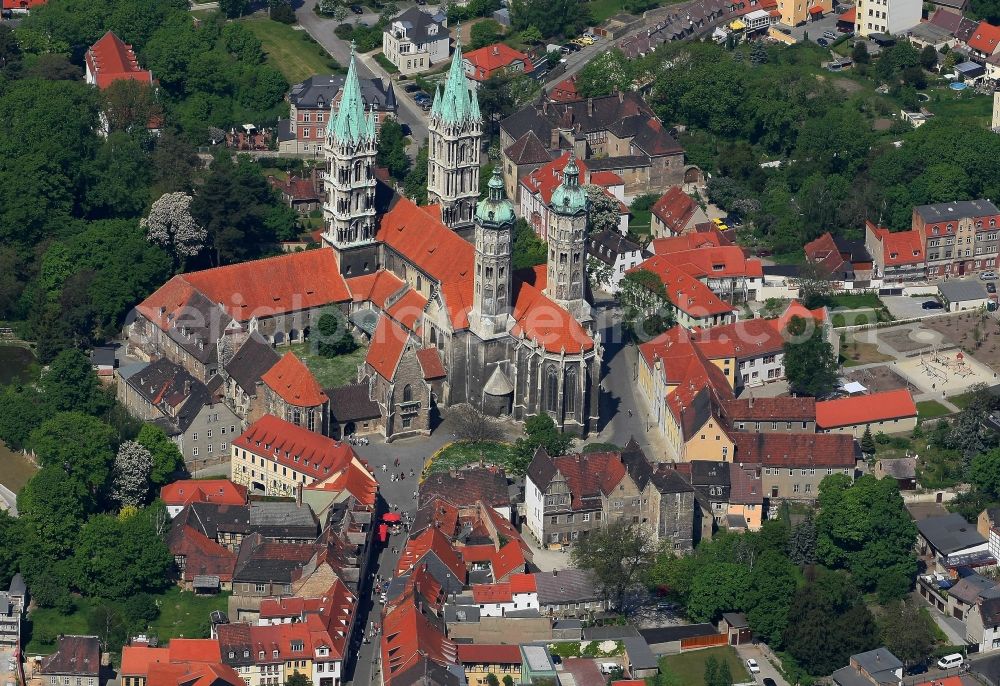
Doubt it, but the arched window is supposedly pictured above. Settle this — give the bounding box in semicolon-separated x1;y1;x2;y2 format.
565;368;577;414
546;367;559;413
402;384;413;403
416;275;422;291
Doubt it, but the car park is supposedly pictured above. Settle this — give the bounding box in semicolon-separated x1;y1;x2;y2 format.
922;300;944;310
823;30;837;39
747;659;761;674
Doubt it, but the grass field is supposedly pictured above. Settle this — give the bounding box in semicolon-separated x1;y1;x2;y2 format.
243;18;335;83
917;400;951;420
840;340;893;367
655;646;751;686
630;207;652;235
833;309;877;328
829;293;884;309
924;87;994;128
287;341;367;388
948;390;978;410
25;588;228;655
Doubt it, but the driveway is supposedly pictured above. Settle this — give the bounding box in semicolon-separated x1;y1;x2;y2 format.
735;644;789;686
783;12;843;43
881;295;943;321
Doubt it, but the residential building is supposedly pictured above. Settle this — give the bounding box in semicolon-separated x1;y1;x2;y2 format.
727;462;764;531
864;222;926;282
588;230;646;293
724;397;817;433
116;359;242;471
229;534;323;621
39;636;101;686
85;31;154;89
832;648;903;686
455;644;522;685
500;129;553;202
168;521;238;593
733;432;859;502
463;43;534;84
230;414;372;499
778;0;831;27
418;467;512;520
966;595;1000;653
2;0;46;13
916;513;992;571
939;278;991;312
161;480;248;518
628;254;738;329
913;199;1000;278
673;461;733;528
469;574;539;617
382;7;450;75
218;333;280;423
853;0;920;37
968;21;1000;62
500;92;686;201
804;232;874;283
269;174;322;213
874;457;918;490
277;74;396;155
650;187;709;238
815;389;918;437
532;569;608;618
0;575;25;651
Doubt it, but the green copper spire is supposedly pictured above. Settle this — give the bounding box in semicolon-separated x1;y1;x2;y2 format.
550;154;588;216
437;32;481;126
329;41;375;145
475;167;515;225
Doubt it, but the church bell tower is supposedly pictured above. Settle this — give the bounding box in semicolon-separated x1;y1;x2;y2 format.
470;168;515;339
545;155;591;324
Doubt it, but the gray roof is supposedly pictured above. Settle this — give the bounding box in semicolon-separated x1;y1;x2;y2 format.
534;569;602;605
327;383;381;423
163;289;230;365
40;636;100;677
722;612;748;628
589;229;643;267
939;278;988;304
914;199;1000;222
289;74;396;112
638;623;718;644
909;21;954;43
582;625;640;640
225;333;279;394
949;573;998;604
8;573;25;597
586;155;651;171
851;647;903;684
520;644;555;672
832;666;877;686
249;501;319;539
90;345;117;367
389;6;449;45
623;636;658;670
125;358;217;434
916;513;987;555
444;603;481;623
878;457;916;480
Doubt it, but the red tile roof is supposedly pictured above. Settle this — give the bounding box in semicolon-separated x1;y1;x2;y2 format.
385;288;427;331
773;299;828;332
455;644;522;665
345;270;405;307
510;266;595;354
630;256;737;318
968;21;1000;54
305;456;379;507
691;318;786;359
2;0;46;8
167;640;223;664
839;6;855;21
147;662;243;686
548;451;627;510
548;76;580;102
160;480;247;508
649;230;729;254
366;315;411;381
234;414;358;482
732;432;857;467
416;347;447;380
396;526;467;581
724;396;816;422
464;43;534;82
261;352;327;407
85;31;154;90
460;538;528;581
651;187;698;235
520;152;588;206
815;389;918;429
654;246;763;280
381;601;457;680
121;646;170;676
589;170;624;187
167;524;237;582
868;224;926;267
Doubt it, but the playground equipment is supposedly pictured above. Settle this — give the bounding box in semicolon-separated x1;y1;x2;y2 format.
919;347;974;382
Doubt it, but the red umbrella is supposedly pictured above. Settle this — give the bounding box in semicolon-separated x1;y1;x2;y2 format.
383;512;402;523
378;523;388;543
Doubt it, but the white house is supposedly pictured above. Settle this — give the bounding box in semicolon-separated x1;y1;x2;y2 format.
471;576;539;617
382;7;450;76
588;230;646;293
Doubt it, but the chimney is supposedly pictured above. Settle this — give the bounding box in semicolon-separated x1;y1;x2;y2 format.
550;128;560;150
296;482;303;506
587;98;594;116
618;90;624;104
183;380;191;395
749;396;754;408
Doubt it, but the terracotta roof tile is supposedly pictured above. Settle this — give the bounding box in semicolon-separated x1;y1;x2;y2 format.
261;352;327;407
160;480;247;508
120;647;170;677
548;76;579;102
968;20;1000;54
651;187;697;234
510;266;594;354
649;230;730;254
520;152;585;205
630;256;736;318
464;43;534;81
455;644;522;665
815;389;918;429
345;270;405;307
233;414;358;482
869;224;925;266
724;396;816;422
732;432;858;467
385;288;427;331
416;347;447;380
366;315;410;381
85;31;153;90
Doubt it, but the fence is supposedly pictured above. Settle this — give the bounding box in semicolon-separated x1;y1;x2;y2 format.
679;634;728;651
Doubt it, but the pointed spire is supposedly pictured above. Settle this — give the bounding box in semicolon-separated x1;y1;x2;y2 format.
438;29;481;127
331;41;375;146
431;83;442;118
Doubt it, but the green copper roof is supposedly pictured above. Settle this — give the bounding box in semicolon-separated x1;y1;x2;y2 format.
475;168;515;226
551;155;588;216
436;34;481;126
329;42;375;145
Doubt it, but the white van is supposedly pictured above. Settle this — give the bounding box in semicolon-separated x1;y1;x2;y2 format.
598;663;619;675
937;653;964;670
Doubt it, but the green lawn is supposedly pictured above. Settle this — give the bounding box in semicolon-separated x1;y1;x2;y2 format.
374;52;399;74
25;588;228;655
924;87;994;128
287;341;367;388
654;647;751;686
832;308;877;328
829;293;884;309
425;440;518;475
948;390;977;410
630;207;652;236
242;18;336;83
917;400;952;420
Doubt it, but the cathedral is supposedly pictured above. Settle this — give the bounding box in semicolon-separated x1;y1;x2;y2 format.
129;41;602;442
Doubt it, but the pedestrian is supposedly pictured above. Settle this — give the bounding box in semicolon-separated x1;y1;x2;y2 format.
381;463;387;472
628;409;632;417
410;468;414;476
394;458;400;467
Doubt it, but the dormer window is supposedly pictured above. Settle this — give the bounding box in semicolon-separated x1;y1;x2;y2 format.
291;641;304;652
259;651;265;660
272;649;279;659
243;651;249;658
229;652;235;659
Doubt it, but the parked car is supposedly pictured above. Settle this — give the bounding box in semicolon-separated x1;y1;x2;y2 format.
823;30;837;39
403;83;420;93
563;42;581;52
817;37;829;46
414;92;431;103
350;4;364;13
746;659;761;674
980;271;997;280
937;654;964;670
583;31;598;40
763;680;778;686
922;300;944;310
988;282;997;294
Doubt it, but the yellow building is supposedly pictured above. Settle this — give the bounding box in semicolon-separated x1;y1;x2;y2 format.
777;0;831;26
456;644;522;686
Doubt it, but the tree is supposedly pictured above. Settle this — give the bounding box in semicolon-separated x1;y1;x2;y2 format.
703;657;720;686
919;45;938;70
0;24;20;70
17;465;94;559
222;22;264;64
89;601;128;653
450;404;506;442
782;316;838;398
520;25;543;44
137;424;185;486
112;440;154;508
219;0;250;18
73;508;174;600
715;661;733;686
575;49;634;98
101;80;162;135
271;2;297;23
376;119;411;181
41;348;110;415
485;675;500;686
786;511;817;566
971;448;1000;500
0;384;46;450
30;412;116;492
860;426;877;455
513;414;572;473
816;474;917;599
142;192;207;269
686;563;748;622
316;310;357;357
583;185;621;234
853;40;870;64
403;143;429;204
971;0;1000;22
570;519;660;612
0;511;20;588
513;218;546;269
502;676;515;686
744;550;797;646
285;673;311;686
879;600;936;668
470;19;504;49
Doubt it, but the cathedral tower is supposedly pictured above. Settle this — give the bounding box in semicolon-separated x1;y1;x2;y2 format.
545;155;591;323
427;36;482;236
322;43;378;269
470;168;515;339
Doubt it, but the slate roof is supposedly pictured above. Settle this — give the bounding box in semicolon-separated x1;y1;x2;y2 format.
288;74;396;111
589;230;644;267
504;130;552;165
533;569;602;604
124;358;218;435
40;636;101;676
249;501;320;539
948;573;998;604
916;513;988;555
326;383;381;423
418;468;510;509
939;278;989;303
224;333;279;394
878;457;917;480
914;199;1000;223
851;647;903;684
500;92;657;142
390;6;449;45
232;533;321;583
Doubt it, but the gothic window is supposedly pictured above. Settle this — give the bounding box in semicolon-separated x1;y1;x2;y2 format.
565;368;577;414
546;367;559;413
292;408;302;425
354;161;362;182
402;385;413;403
416;275;422;291
307;410;316;432
497;284;506;305
484;285;494;304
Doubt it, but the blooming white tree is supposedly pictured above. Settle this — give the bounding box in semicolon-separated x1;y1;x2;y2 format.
113;440;153;508
141;192;206;267
584;185;622;235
